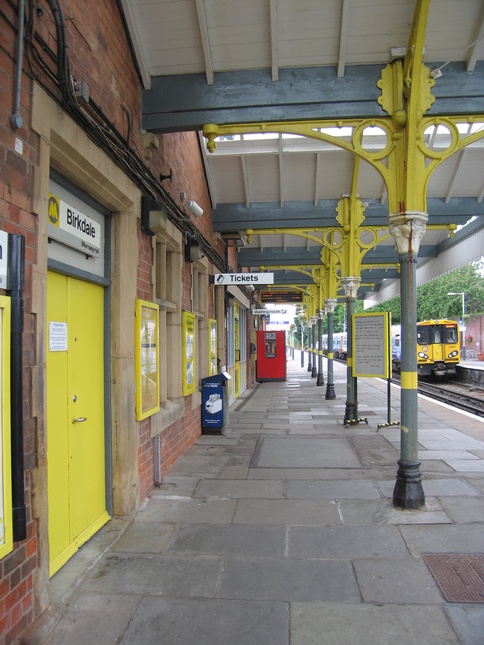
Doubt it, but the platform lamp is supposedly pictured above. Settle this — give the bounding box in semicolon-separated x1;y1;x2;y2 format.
447;292;466;360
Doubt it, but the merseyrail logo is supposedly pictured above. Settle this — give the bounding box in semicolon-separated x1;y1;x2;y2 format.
48;193;60;226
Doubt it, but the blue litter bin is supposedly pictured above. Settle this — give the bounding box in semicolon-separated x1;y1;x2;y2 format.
201;372;231;435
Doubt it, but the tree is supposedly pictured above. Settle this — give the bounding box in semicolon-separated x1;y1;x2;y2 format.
362;261;484;321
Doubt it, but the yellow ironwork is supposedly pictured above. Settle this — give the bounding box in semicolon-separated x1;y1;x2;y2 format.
203;2;484;224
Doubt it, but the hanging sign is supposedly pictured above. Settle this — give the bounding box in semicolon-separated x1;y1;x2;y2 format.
213;273;274;286
252;309;287;315
261;291;303;303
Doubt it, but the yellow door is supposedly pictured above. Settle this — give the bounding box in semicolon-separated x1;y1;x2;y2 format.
47;271;109;576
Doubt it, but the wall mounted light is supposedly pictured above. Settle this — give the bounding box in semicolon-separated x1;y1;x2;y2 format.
184;234;205;263
141;196;167;236
181;192;203;218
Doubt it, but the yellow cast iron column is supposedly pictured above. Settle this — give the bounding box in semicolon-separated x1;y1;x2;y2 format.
382;0;431;509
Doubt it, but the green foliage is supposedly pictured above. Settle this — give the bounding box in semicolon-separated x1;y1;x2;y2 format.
291;262;483;340
363;261;484;322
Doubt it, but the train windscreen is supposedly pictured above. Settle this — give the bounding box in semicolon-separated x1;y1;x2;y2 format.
444;325;458;343
417;327;431;345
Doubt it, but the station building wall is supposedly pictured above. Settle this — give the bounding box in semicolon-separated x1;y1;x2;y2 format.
0;1;249;642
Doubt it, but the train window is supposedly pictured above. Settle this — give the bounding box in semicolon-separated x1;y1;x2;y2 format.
444;326;458;343
432;327;441;343
417;327;431;345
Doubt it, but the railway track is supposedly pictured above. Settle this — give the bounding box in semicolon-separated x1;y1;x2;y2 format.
331;356;484;418
391;374;484;418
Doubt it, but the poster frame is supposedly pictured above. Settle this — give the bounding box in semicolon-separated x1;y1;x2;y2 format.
182;311;197;396
208;318;217;376
0;296;12;560
135;299;160;420
352;312;390;378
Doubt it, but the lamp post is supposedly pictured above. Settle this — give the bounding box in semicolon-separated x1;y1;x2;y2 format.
447;292;466;360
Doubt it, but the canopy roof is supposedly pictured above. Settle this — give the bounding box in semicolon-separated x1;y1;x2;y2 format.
121;0;484;300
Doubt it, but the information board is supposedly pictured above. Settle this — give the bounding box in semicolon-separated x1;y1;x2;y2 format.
260;291;303;303
352;313;389;378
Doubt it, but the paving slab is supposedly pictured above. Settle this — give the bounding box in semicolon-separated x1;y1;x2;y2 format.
153;477;199;497
445;605;484;645
290;603;460;645
400;524;484;554
193;478;285;499
121;597;289;645
216;557;361;602
83;552;222;597
219;464;250;479
286;479;381;500
44;591;141;645
353;557;443;604
165;524;286;557
338;498;452;525
254;437;362;468
112;521;175;554
376;478;482;498
134;496;236;524
233;498;341;525
168;455;230;476
288;525;411;559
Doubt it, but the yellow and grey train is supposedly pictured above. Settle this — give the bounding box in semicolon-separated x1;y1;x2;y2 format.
392;319;460;377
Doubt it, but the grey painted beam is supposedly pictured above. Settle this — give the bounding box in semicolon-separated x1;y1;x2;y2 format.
213;198;483;231
238;245;435;266
142;62;484;133
437;213;484;254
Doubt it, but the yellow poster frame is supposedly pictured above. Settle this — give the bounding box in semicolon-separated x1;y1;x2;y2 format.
208;319;217;376
0;296;12;560
182;311;196;396
135;299;160;420
352;312;390;378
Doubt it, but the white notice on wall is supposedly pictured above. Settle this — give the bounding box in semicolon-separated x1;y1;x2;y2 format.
49;322;68;352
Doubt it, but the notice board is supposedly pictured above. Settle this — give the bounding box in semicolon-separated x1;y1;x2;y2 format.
352;313;390;378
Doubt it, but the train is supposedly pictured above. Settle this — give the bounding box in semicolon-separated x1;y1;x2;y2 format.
322;319;461;378
321;333;347;360
392;319;460;377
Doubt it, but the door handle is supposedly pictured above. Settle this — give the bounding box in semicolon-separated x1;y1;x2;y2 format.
72;417;88;424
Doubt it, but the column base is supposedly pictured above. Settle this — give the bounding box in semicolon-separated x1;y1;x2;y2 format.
344;401;357;424
311;366;317;378
325;383;336;399
316;373;325;386
393;460;425;509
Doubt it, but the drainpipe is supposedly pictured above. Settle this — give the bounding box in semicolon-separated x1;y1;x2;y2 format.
10;0;25;130
7;235;26;541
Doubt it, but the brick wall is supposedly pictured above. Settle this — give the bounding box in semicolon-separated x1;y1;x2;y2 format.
1;0;221;640
1;5;38;642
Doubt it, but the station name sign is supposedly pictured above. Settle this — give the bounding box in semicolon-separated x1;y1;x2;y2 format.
48;192;101;257
213;273;274;286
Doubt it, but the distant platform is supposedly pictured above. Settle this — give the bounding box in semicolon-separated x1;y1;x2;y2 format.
457;360;484;385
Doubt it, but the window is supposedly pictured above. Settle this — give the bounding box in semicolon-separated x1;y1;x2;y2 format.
150;225;184;435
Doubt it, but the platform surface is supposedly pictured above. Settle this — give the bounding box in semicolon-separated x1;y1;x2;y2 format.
23;353;484;645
